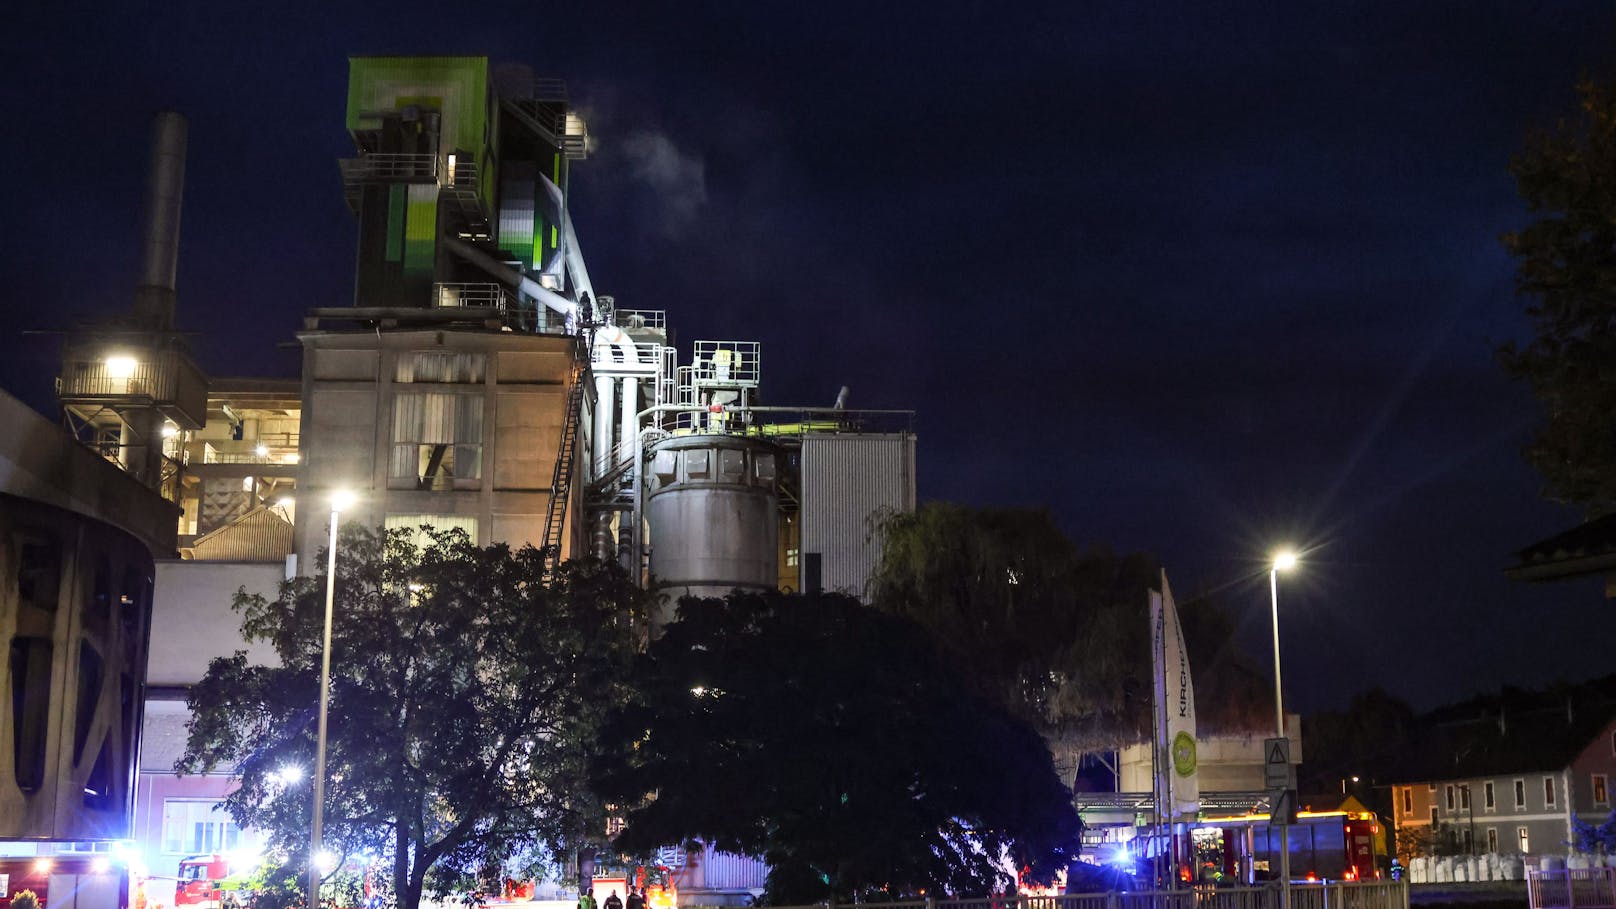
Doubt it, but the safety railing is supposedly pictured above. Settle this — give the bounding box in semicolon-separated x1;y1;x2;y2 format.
691;340;761;386
338;153;438;183
771;882;1408;909
434;283;510;310
614;309;667;331
447;155;477;188
1528;868;1616;909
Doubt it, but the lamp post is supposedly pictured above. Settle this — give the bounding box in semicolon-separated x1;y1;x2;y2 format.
310;490;353;908
1270;549;1298;909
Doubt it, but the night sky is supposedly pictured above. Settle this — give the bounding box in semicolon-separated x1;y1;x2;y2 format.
5;2;1614;711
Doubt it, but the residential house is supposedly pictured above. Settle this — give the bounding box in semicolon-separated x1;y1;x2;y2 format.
1386;681;1616;858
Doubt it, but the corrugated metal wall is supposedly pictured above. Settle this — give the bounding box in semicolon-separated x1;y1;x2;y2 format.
799;433;917;600
694;844;769;890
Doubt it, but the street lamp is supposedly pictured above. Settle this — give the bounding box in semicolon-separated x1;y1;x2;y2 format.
1269;550;1297;738
310;490;354;907
1270;549;1298;907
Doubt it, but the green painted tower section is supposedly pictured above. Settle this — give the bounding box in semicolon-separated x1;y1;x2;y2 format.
339;55;586;323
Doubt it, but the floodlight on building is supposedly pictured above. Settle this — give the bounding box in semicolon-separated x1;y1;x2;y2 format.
255;443;269;457
33;858;52;873
105;356;138;379
161;423;178;438
90;857;111;874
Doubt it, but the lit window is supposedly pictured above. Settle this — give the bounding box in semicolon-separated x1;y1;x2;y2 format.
391;393;483;489
1595;774;1609;807
384;514;479;550
161;800;243;855
395;352;486;384
1518;826;1530;853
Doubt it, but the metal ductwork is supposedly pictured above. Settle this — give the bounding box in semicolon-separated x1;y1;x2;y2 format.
440;234;578;321
132;111;187;330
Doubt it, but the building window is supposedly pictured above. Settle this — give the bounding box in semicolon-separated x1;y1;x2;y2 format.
395;351;485;384
1487;828;1499;853
1446;785;1455;811
384;514;479;551
1430;807;1438;825
1545;776;1557;809
1460;785;1471;810
161;800;243;855
1595;774;1609;807
1515;779;1526;809
1518;826;1530;853
1402;787;1413;814
1611;730;1616;757
1485;781;1495;810
390;392;483;489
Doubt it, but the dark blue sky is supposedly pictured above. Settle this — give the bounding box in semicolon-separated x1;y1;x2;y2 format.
4;2;1613;710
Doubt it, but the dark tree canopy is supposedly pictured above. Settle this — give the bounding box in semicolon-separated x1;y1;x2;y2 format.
867;503;1268;772
1501;79;1616;514
179;526;649;909
592;591;1081;905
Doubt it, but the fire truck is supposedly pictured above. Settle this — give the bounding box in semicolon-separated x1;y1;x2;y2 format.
1192;810;1385;884
0;853;133;909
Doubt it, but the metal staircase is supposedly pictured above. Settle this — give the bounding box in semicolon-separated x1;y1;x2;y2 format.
539;338;589;580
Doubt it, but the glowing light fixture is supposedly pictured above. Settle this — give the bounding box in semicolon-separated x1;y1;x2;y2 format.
105;356;137;379
331;489;356;511
90;857;111;874
255;443;269;457
1273;550;1298;572
161;424;179;438
33;858;52;873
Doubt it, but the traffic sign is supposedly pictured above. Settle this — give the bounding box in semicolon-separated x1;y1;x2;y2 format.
1268;788;1298;825
1264;737;1294;790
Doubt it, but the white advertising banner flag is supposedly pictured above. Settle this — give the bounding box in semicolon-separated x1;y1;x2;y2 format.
1152;570;1200;821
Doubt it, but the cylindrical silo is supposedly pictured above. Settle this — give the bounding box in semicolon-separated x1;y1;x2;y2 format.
644;434;779;621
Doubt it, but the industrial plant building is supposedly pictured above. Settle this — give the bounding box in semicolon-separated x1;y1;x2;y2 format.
4;55;917;906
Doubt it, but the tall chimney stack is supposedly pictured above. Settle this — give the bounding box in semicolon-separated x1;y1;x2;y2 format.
131;111;187;330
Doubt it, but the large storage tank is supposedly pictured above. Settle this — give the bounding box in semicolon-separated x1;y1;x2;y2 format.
644;434;779;620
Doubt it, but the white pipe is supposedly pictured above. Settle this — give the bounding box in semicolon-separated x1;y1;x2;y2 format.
590;325;655;373
563;209;594;303
593;373;615;478
620;376;639;482
540;175;595;303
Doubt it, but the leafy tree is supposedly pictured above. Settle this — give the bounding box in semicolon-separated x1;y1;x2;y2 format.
1501;79;1616;514
592;591;1081;904
178;526;650;909
1571;810;1616;855
867;503;1267;777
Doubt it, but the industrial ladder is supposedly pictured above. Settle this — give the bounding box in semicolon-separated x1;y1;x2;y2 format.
539;339;589;580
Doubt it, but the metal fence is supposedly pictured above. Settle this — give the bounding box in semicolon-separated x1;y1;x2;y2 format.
772;882;1408;909
1528;868;1616;909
